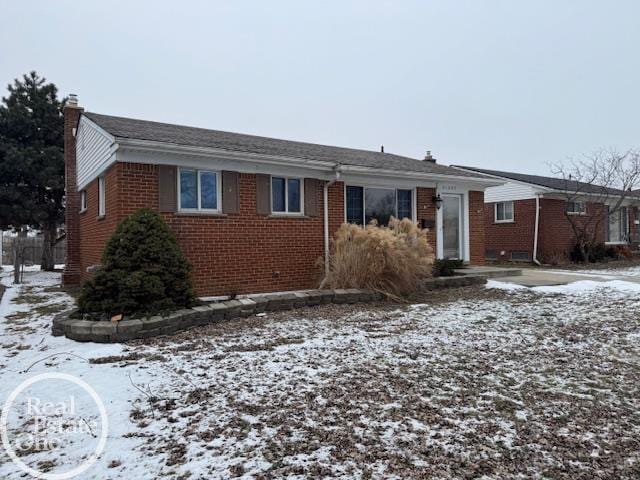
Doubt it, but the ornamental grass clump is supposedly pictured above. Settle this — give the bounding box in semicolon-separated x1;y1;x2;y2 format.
78;209;197;318
324;217;435;298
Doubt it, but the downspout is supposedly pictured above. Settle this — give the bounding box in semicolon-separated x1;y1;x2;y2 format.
533;193;542;265
321;165;342;287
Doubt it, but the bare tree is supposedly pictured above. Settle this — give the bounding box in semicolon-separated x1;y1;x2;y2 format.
550;149;640;262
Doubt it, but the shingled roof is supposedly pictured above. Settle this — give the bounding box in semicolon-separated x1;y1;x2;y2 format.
84;112;485;179
455;166;635;197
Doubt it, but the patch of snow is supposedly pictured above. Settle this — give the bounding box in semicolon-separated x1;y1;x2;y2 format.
485;280;527;291
532;280;640;295
572;266;640;278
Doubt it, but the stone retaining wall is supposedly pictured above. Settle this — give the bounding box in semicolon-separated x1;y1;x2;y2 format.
53;275;487;343
53;288;382;343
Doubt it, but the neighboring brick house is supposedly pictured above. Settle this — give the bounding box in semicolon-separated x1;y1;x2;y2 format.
454;166;640;263
62;97;498;296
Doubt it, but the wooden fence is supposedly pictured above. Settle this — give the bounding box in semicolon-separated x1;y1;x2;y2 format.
1;235;66;266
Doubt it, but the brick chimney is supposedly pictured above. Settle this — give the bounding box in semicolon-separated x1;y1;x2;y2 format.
424;150;436;163
61;94;84;287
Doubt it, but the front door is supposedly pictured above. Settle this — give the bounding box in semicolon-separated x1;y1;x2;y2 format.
442;194;462;259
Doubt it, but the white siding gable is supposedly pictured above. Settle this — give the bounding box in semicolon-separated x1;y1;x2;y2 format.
76;116;116;191
484;181;544;203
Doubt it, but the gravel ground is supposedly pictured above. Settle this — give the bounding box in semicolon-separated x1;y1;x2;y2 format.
111;286;640;479
1;271;640;479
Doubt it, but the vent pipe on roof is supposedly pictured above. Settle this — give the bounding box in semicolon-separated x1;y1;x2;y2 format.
380;145;384;153
424;150;436;163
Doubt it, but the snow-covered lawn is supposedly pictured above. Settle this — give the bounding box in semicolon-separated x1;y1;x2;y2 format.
1;269;640;479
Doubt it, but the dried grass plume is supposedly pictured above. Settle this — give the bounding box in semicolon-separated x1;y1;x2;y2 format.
323;218;435;298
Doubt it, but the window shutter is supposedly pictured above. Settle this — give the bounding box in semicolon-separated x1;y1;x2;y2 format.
256;174;271;215
222;171;240;214
158;165;177;213
304;178;319;217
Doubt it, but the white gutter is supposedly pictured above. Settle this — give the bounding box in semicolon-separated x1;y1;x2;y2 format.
321;165;342;287
116;138;501;187
338;164;502;186
533;194;541;265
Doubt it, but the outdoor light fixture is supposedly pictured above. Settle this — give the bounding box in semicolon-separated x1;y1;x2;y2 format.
432;194;443;210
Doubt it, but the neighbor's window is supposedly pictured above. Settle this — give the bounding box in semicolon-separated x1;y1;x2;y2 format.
607;206;629;243
98;176;106;217
271;177;302;214
80;190;87;212
566;201;586;215
345;186;413;226
495;201;514;222
179;168;219;212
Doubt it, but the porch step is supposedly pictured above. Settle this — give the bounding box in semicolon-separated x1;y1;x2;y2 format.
455;266;523;279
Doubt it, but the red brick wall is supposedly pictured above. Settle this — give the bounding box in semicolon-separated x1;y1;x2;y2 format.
327;182;344;240
79;164;121;276
484;199;537;261
78;163;344;296
537;198;606;260
117;163;159;215
417;187;437;251
469;191;485;265
484;197;613;262
74;163;487;294
62;105;83;286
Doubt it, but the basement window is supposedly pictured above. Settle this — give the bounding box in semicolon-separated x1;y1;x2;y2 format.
485;250;498;260
510;251;531;262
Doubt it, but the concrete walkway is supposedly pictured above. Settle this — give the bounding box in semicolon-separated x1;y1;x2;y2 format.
495;268;640;287
456;265;523;279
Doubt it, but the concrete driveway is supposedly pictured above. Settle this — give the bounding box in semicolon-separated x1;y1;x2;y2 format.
499;265;640;287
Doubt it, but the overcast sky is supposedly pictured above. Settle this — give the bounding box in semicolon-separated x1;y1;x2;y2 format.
1;1;638;175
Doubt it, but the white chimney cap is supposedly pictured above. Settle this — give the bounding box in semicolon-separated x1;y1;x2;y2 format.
67;94;79;106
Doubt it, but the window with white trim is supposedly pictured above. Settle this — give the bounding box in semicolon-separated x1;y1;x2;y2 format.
566;201;586;215
494;201;514;222
80;190;87;212
98;176;106;217
178;168;220;212
345;186;413;226
271;176;303;214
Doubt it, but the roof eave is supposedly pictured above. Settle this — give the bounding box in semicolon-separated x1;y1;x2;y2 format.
116;137;500;186
541;189;640;202
339;164;503;186
452;166;553;192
